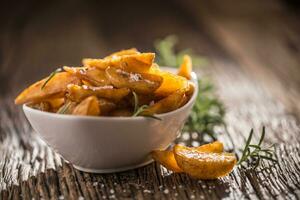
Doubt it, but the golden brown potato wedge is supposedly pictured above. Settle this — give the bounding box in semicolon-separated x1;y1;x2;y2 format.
151;141;223;173
105;48;139;59
64;66;110;86
142;90;185;115
45;98;65;110
196;141;224;153
98;98;116;115
149;64;189;97
177;55;192;80
72;96;100;116
151;150;183;172
174;144;236;180
185;82;195;98
66;84;130;103
82;53;155;73
105;67;163;94
110;109;132;117
15;72;81;105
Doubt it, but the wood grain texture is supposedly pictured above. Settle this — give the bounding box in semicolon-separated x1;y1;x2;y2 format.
0;0;300;199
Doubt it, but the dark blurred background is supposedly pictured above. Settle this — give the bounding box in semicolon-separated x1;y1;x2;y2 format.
0;0;300;108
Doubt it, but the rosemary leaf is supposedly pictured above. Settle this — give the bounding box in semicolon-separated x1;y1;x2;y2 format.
131;92;161;120
41;68;62;90
57;102;72;114
237;127;277;169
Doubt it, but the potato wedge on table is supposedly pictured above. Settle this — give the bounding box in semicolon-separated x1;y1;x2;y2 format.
151;141;223;173
150;64;189;97
142;89;186;115
72;96;100;116
177;55;192;80
105;48;139;59
174;145;236;179
196;141;224;153
151;150;183;172
105;67;163;94
15;72;81;105
64;66;110;86
83;53;155;73
66;84;130;103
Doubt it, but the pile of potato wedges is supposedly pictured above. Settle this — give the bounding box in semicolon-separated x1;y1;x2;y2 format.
15;48;194;117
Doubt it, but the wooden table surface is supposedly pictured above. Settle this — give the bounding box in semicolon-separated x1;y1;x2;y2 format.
1;0;300;199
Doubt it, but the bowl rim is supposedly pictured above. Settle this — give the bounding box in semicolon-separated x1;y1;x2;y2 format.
23;67;198;121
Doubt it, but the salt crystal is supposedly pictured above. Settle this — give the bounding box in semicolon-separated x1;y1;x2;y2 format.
143;189;152;193
92;182;98;186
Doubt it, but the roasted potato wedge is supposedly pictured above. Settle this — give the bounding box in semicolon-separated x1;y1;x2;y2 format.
83;53;155;73
149;64;189;97
45;98;65;110
15;72;81;105
98;98;116;115
105;48;139;59
142;90;186;115
196;141;224;153
151;150;183;172
151;141;223;173
105;67;163;94
66;84;130;103
64;66;110;86
174;144;236;179
178;55;192;80
110;109;132;117
72;96;100;116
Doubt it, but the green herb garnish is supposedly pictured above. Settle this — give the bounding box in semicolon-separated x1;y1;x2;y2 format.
57;102;73;114
237;127;277;169
132;91;161;120
41;68;62;90
154;35;208;68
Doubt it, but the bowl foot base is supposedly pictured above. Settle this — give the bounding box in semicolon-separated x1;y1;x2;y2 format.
73;159;154;173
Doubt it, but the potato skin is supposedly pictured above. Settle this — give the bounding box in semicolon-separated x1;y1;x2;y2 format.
151;150;183;172
149;64;189;97
83;53;155;73
105;67;163;94
142;89;186;115
72;96;100;116
196;141;224;153
64;66;110;86
105;48;139;59
66;84;130;103
177;55;192;80
15;72;81;105
174;144;236;180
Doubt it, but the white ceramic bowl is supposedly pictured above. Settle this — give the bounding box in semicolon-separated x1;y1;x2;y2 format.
23;67;198;173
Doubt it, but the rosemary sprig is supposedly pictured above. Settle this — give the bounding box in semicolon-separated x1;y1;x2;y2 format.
57;102;73;114
237;127;277;169
41;68;62;90
155;36;224;139
132;92;161;120
154;35;208;68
